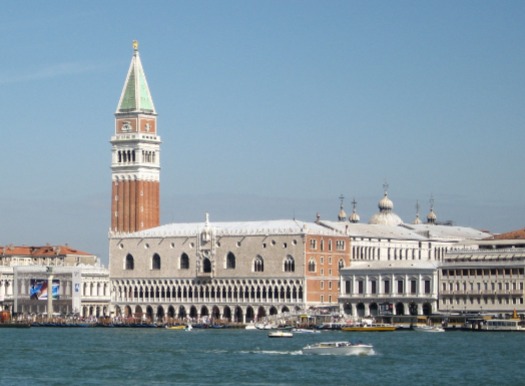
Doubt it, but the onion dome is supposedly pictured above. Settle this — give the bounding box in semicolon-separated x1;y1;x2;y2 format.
426;196;437;224
368;186;403;226
349;198;360;223
378;193;394;211
427;208;437;224
337;195;347;222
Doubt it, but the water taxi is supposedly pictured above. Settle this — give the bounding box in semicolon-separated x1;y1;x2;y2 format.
303;341;373;355
413;325;445;333
268;330;293;338
481;319;524;332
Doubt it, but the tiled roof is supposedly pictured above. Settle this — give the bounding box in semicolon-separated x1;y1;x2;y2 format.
0;245;91;257
491;228;525;240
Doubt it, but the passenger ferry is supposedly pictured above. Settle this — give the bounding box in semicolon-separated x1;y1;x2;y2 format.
481;319;524;332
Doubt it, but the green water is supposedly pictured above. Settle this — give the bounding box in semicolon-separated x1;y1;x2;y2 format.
0;328;523;385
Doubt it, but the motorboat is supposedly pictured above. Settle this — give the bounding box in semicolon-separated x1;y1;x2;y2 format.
166;325;185;330
268;330;293;338
166;324;192;331
292;328;320;334
481;319;524;331
303;341;374;355
413;325;445;333
341;324;396;332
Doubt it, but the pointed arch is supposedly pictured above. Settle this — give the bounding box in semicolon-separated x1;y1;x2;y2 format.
226;252;236;269
180;253;189;269
284;255;295;272
152;253;161;270
125;254;134;270
254;255;264;272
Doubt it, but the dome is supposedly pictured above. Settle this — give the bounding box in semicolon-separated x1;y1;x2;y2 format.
368;190;403;226
369;211;403;226
378;193;394;211
349;198;360;223
338;208;347;221
427;208;437;224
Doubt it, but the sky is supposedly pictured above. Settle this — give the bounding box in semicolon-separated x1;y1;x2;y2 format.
1;1;524;265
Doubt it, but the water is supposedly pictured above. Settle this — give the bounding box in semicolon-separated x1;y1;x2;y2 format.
0;328;524;385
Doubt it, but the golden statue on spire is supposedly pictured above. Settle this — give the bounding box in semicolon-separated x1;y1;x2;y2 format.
133;40;139;51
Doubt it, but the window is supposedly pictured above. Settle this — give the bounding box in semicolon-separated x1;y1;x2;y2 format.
358;280;364;294
345;280;351;294
424;280;431;294
410;280;417;294
320;281;324;290
125;254;134;270
180;253;189;270
371;280;377;294
152;253;161;270
397;280;404;294
308;259;316;272
226;252;236;269
309;239;317;250
336;240;346;250
203;258;212;273
254;256;264;272
384;280;390;294
284;255;295;272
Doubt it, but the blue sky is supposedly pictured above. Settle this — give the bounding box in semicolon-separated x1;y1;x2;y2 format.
1;1;524;264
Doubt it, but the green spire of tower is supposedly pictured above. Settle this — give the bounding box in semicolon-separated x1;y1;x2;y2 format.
116;40;156;114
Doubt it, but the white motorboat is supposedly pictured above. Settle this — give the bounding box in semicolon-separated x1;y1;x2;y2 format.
413;325;445;333
268;331;293;338
303;341;373;355
292;328;320;334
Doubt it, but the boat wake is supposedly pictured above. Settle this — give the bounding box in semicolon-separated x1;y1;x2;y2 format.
240;349;303;356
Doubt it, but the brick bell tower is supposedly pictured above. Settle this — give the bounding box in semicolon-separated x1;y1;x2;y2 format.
111;40;161;233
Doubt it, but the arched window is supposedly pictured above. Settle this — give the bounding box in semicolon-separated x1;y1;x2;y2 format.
152;253;161;270
180;253;189;270
226;252;236;269
203;258;212;273
284;255;295;272
254;256;264;272
338;259;344;270
308;259;316;273
125;254;134;270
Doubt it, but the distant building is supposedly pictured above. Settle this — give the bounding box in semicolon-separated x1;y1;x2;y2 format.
0;245;110;317
439;234;525;315
318;191;489;317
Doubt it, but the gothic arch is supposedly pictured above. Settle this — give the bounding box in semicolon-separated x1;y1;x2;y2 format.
152;253;161;270
125;254;134;270
180;253;189;269
226;252;236;269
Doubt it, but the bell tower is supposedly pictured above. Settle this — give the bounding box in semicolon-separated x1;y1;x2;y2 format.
111;41;161;233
